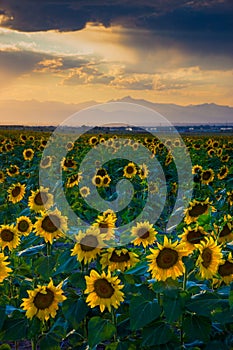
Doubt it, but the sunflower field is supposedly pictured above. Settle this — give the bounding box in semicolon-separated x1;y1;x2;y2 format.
0;128;233;350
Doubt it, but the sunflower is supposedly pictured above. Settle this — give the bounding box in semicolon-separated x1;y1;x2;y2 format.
131;221;157;248
80;186;90;197
65;141;74;151
165;153;173;166
93;210;117;239
0;224;20;251
40;156;52;169
179;226;208;250
33;209;68;244
102;174;111;187
123;162;137;179
8;183;26;204
192;165;203;175
71;227;106;264
221;154;230;163
20;134;27;143
214;215;233;244
7;165;20;177
184;198;215;225
23;148;34;161
85;270;124;312
215;253;233;286
92;175;103;187
100;248;139;272
0;170;5;183
89;136;99;146
138;163;149;180
66;173;82;188
96;168;107;177
148;182;159;194
227;191;233;206
61;157;77;171
200;169;215;185
195;237;223;280
0;252;12;282
217;165;229;180
21;279;66;321
16;216;33;236
147;236;190;281
28;187;54;212
207;149;215;157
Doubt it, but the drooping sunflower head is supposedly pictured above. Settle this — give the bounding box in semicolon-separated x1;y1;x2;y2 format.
147;235;190;281
184;198;214;225
61;157;77;171
28;186;54;212
71;227;105;264
23;148;34;161
217;165;229;180
0;224;20;251
16;216;33;236
131;221;157;248
85;269;124;312
8;183;26;204
34;209;68;244
100;247;139;272
214;253;233;286
179;226;208;250
21;279;66;321
138;163;149;180
7;165;20;177
123;162;137;179
214;215;233;244
93;210;117;239
200;168;215;185
66;172;82;188
195;237;223;280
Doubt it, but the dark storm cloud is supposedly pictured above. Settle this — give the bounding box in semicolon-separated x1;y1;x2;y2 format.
0;0;232;58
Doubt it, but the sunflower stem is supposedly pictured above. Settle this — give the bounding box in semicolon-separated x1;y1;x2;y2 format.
182;267;187;291
46;242;51;256
111;308;117;342
31;337;37;350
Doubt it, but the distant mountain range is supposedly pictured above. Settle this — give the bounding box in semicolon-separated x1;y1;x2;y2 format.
0;96;232;126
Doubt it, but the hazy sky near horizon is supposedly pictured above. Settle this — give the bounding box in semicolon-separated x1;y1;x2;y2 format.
0;0;232;124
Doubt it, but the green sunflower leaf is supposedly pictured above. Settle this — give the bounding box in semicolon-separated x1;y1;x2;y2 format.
88;316;116;348
129;296;161;330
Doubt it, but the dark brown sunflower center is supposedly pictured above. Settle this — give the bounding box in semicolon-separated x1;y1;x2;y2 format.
25;151;32;157
202;171;212;180
11;186;21;197
201;248;212;268
97;169;107;176
41;157;50;166
156;248;179;269
34;192;48;206
1;229;14;242
218;261;233;276
95;177;102;185
41;215;61;233
18;220;29;232
103;177;110;185
10;167;17;174
94;278;114;298
33;288;54;310
69;175;79;184
110;251;130;262
189;204;208;217
126;166;134;174
64;159;75;167
80;234;98;251
187;230;205;244
137;228;150;239
219;224;231;237
0;173;4;179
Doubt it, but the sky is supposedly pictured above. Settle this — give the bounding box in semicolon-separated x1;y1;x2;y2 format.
0;0;232;125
